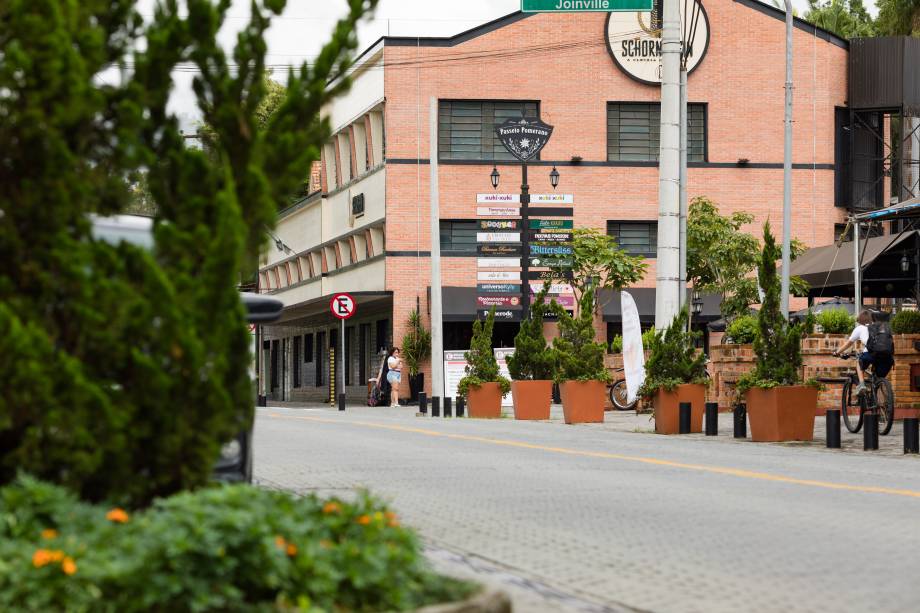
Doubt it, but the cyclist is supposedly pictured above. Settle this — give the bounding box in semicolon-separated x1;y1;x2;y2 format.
832;309;894;394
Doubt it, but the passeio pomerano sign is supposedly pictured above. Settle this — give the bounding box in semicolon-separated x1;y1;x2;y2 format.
606;0;710;85
522;0;653;11
494;117;554;162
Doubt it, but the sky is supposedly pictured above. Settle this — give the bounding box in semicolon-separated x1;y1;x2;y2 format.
131;0;879;129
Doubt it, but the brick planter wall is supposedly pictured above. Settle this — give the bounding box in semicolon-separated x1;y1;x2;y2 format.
710;334;920;417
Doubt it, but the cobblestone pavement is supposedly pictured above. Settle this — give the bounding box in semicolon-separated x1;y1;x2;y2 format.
254;404;920;613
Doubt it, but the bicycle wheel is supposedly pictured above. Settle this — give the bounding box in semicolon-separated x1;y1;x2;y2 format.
841;379;863;433
609;379;636;411
875;378;894;436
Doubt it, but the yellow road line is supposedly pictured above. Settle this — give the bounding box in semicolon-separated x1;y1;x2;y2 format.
267;412;920;500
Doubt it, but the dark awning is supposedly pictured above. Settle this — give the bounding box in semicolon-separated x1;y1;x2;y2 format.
600;288;721;324
790;230;918;293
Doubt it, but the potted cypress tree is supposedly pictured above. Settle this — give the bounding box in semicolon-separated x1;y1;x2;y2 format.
507;285;555;420
458;308;511;419
639;307;709;434
401;308;431;402
737;223;819;442
553;288;610;424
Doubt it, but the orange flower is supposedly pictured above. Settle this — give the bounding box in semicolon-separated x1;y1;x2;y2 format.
356;515;371;526
32;549;64;568
285;543;298;557
384;511;397;521
387;519;400;528
41;529;58;540
61;557;77;576
322;502;341;514
106;508;130;523
274;535;287;549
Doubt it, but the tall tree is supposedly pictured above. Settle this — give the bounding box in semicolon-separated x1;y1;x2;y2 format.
876;0;920;35
804;0;877;38
0;0;377;507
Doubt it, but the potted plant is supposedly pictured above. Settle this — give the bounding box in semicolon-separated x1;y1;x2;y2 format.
737;223;819;442
553;288;610;424
638;307;709;434
458;308;511;419
507;285;555;420
401;308;431;402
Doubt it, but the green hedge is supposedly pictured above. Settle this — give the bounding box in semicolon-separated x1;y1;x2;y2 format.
891;309;920;334
0;476;473;612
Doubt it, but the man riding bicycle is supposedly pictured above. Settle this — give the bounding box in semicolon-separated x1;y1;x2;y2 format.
832;309;895;395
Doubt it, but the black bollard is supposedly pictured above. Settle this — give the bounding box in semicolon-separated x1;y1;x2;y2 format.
418;392;428;415
456;396;465;418
705;402;719;436
444;397;452;418
338;393;346;412
826;409;841;449
734;403;747;439
863;412;879;451
431;397;441;418
679;402;692;434
552;383;561;404
904;417;919;454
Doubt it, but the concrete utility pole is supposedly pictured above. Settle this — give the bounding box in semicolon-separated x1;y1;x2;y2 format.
428;97;445;402
780;0;794;318
679;66;688;312
656;0;682;329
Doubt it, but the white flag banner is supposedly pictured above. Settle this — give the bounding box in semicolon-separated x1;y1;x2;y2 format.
621;291;646;404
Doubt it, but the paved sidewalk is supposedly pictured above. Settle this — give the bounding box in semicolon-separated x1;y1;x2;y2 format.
267;401;912;457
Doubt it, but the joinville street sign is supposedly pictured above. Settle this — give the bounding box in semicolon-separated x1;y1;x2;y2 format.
522;0;653;12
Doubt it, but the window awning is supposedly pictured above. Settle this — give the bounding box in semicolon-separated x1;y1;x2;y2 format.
853;196;920;223
599;288;722;324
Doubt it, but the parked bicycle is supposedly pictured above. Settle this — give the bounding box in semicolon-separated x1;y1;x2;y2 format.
609;363;712;411
837;353;894;435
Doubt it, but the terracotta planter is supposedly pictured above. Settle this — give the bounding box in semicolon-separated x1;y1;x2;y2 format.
511;380;552;420
467;382;503;419
652;384;706;435
559;380;606;424
745;386;819;442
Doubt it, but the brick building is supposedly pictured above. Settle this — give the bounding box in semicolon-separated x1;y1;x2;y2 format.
258;0;856;403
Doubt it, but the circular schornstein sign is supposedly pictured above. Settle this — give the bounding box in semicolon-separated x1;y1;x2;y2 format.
605;0;710;86
494;117;554;162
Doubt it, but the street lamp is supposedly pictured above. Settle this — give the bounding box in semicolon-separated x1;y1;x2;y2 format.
549;166;560;190
692;288;703;315
902;253;910;273
490;166;500;190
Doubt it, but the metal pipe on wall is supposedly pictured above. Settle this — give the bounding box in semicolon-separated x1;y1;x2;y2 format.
780;0;794;318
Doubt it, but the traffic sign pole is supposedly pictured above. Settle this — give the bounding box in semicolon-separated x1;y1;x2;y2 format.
330;293;357;411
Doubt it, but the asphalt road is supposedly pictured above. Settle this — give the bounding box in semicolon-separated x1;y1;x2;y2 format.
254;406;920;613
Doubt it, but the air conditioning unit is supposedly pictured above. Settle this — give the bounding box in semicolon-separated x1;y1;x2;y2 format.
351;193;365;217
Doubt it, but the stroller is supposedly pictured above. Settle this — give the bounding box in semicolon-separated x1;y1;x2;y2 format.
367;353;391;407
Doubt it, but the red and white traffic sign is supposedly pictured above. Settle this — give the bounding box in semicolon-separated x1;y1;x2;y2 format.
330;293;356;320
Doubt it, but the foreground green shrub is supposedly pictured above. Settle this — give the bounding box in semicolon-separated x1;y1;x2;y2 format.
554;289;610;383
725;315;758;344
891;309;920;334
507;287;555;381
816;308;855;334
639;308;708;398
0;476;472;612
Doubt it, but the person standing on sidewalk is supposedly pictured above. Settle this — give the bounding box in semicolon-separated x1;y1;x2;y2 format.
386;347;403;407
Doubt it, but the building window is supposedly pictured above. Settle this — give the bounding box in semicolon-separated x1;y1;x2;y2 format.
438;100;539;161
440;220;478;253
345;326;354;386
607;221;658;258
836;223;884;242
292;336;302;388
376;319;389;353
304;333;314;363
359;323;370;384
315;331;325;387
607;102;706;162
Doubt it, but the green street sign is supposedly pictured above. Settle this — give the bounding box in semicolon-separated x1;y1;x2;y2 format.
530;219;574;230
521;0;653;12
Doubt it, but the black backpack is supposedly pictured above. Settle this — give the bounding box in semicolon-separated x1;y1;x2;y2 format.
866;322;894;357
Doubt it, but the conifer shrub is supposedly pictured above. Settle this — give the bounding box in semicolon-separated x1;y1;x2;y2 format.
737;223;816;393
457;309;511;397
638;308;708;398
891;309;920;334
553;289;610;383
507;286;555;381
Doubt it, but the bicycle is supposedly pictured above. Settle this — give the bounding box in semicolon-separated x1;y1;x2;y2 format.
837;353;894;436
609;362;712;411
